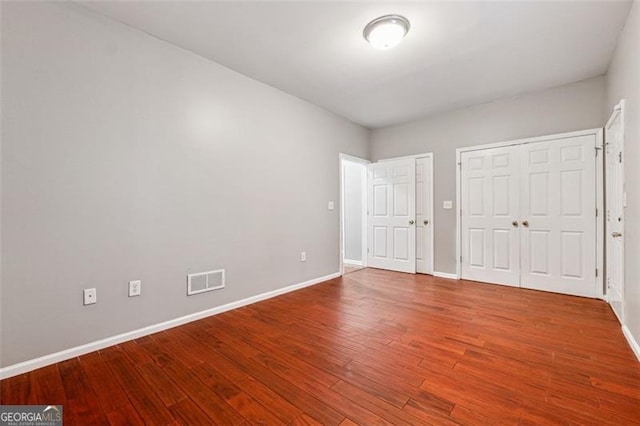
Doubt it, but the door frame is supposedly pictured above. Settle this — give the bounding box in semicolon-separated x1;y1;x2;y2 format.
339;154;369;275
604;99;625;320
455;128;604;299
378;153;435;275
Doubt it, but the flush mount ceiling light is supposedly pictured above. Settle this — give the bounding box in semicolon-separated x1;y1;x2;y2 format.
363;14;410;50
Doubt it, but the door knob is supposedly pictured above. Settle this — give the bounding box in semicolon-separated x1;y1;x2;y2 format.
409;220;415;225
423;220;429;225
512;221;519;227
612;232;622;238
522;220;529;227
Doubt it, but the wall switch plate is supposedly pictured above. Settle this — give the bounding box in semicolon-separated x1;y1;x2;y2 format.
443;200;453;209
328;201;335;210
83;288;97;305
301;251;307;262
129;280;141;297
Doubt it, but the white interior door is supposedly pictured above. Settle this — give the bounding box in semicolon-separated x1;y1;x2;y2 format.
520;136;598;298
367;159;416;273
605;103;625;322
461;146;520;286
416;157;433;274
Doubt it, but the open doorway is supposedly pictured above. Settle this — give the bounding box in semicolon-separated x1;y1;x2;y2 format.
340;154;369;276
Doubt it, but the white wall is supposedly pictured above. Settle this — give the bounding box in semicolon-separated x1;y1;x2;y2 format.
0;2;369;367
343;160;365;263
605;0;640;353
371;76;606;274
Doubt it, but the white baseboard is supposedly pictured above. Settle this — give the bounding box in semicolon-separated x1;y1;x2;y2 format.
0;271;340;380
433;271;458;280
343;259;363;267
622;325;640;362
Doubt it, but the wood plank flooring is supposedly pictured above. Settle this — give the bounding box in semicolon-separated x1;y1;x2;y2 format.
2;268;639;425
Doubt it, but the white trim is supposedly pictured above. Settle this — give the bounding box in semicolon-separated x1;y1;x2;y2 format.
622;325;640;362
456;128;604;295
340;157;345;274
455;128;602;154
361;160;368;269
0;271;340;380
433;271;458;280
424;155;435;275
378;152;433;162
606;99;625;128
339;153;370;165
343;259;363;267
455;149;462;279
429;155;435;275
595;128;605;299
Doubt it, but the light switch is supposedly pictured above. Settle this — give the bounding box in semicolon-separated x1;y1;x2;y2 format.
328;201;335;210
443;200;453;209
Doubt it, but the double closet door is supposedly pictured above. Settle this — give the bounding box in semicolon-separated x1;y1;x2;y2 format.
367;157;432;274
461;134;598;298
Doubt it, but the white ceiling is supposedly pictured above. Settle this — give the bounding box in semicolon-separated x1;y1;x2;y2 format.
82;1;632;129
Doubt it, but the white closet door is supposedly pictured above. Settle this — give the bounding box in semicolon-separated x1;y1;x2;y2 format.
367;159;416;273
520;135;597;297
461;146;520;286
605;106;625;322
416;157;433;274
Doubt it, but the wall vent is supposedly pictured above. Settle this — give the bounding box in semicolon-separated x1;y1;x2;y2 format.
187;269;225;296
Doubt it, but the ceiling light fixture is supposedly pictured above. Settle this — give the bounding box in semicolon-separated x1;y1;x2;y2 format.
363;14;410;50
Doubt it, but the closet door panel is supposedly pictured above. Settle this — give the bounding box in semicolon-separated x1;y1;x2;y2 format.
520;135;597;297
461;146;520;286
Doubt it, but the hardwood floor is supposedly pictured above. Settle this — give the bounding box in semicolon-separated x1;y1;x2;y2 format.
2;268;639;425
343;265;364;275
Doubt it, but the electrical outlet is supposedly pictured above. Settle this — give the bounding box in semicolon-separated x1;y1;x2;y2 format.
129;280;141;297
83;288;97;305
301;251;307;262
443;200;453;209
328;201;335;210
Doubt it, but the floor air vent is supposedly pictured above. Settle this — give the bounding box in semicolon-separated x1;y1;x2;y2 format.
187;269;225;296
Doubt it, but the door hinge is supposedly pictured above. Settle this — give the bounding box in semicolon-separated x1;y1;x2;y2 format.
596;208;598;217
460;256;463;263
596;268;599;278
619;152;623;163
